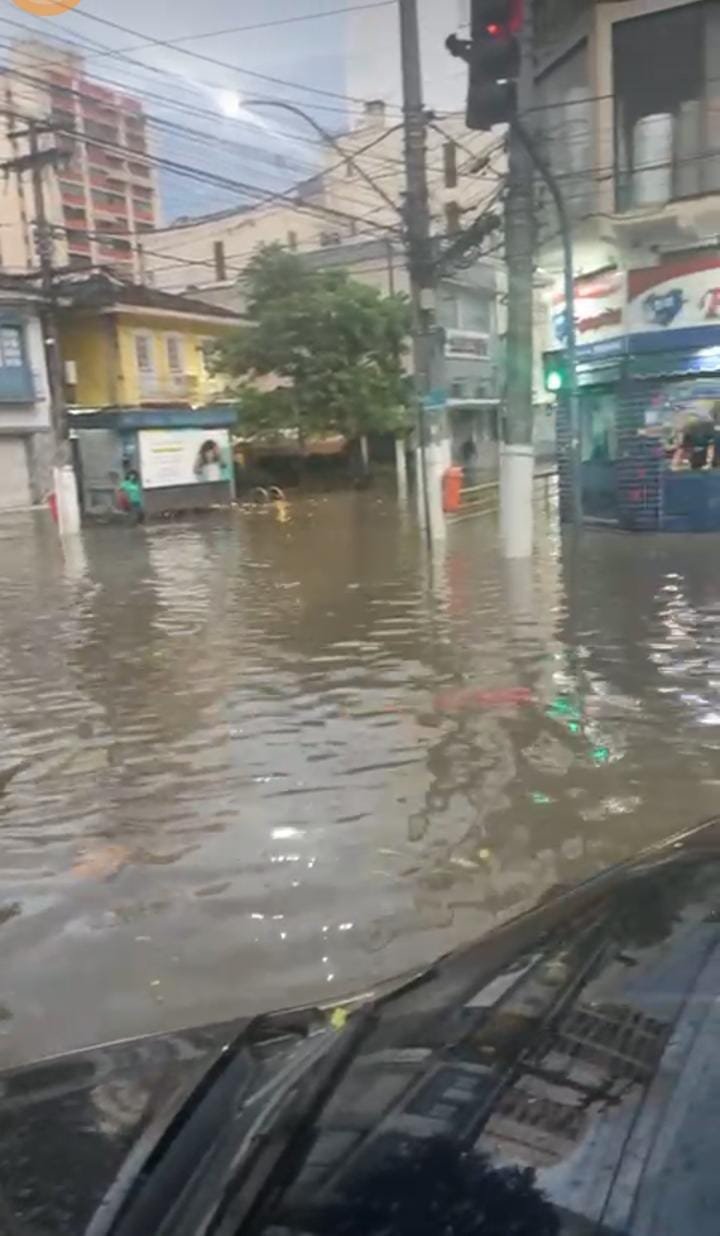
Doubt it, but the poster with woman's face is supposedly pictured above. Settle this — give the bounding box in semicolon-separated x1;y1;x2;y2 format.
138;429;231;488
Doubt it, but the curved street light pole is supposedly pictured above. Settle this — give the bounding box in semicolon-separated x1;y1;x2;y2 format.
244;97;402;219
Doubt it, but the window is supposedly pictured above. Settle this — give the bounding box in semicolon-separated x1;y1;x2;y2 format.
134;333;155;374
462;291;492;334
0;321;33;403
443;141;458;189
0;326;24;368
613;3;712;207
166;335;184;374
445;201;461;235
438;286;492;334
214;240;227;281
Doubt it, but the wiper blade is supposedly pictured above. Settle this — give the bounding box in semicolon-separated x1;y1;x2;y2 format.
208;1005;378;1236
88;1010;325;1236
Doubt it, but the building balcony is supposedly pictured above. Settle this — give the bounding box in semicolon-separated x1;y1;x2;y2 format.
60;187;87;208
82;80;114;103
138;373;200;403
67;235;91;254
84;123;120;146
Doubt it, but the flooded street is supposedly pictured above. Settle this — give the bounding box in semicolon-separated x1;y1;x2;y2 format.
2;491;720;1067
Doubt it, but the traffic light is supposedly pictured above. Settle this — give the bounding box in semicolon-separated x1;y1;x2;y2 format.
447;1;523;131
543;353;568;394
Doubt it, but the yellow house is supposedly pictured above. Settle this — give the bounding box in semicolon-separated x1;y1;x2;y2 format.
58;272;243;408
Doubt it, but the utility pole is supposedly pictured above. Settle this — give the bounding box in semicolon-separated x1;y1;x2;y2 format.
2;121;80;534
448;0;583;536
398;0;449;544
28;122;68;458
501;0;535;559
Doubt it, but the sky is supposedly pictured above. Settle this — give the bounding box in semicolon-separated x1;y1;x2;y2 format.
0;0;371;220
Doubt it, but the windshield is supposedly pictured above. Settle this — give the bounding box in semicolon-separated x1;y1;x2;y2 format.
230;859;720;1236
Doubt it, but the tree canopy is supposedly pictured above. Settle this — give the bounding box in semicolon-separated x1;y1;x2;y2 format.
211;245;412;440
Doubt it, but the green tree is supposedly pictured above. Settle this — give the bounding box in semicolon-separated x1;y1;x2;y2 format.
211;245;412;442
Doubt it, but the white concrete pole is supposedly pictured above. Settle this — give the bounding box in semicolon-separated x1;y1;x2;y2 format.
359;434;370;473
54;464;81;537
499;444;534;559
395;433;408;501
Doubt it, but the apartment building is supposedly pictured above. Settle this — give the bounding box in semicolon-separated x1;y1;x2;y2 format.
0;40;159;281
535;0;720;528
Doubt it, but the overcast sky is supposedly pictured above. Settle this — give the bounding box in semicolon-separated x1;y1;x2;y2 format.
2;0;360;219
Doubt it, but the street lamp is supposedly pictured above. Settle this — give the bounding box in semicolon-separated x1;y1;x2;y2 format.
242;97;401;220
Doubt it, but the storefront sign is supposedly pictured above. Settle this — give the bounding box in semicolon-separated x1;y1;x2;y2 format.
551;270;625;358
139;428;231;489
627;255;720;342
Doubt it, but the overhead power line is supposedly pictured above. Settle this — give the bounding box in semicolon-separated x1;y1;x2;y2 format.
0;59;402;224
0;12;369;119
0;23;426;175
87;1;397;58
45;118;403;238
18;0;399;114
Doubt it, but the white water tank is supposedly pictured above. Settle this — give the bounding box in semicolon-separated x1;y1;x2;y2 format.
632;112;673;206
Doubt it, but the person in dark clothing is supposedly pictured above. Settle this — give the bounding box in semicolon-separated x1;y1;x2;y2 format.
682;420;714;470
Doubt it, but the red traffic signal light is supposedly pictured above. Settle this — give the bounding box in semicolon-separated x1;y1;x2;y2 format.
448;0;521;130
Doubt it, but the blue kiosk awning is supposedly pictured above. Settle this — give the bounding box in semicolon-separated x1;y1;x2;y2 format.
69;405;239;432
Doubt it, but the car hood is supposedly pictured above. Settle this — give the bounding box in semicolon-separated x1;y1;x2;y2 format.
4;816;720;1235
0;1016;261;1234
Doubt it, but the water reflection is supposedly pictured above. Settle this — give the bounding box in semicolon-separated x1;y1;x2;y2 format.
1;499;720;1065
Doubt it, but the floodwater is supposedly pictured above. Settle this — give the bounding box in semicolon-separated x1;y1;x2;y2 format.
2;490;720;1067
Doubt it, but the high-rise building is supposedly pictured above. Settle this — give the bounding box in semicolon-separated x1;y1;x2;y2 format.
0;40;160;281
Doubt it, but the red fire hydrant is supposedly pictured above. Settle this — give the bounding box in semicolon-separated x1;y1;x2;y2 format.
442;465;464;514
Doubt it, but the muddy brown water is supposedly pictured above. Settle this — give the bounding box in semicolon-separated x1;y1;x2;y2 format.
1;491;719;1066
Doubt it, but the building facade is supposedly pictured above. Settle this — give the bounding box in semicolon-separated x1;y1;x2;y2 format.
144;103;506;469
0;280;53;509
56;273;242;409
0;40;160;281
536;0;720;528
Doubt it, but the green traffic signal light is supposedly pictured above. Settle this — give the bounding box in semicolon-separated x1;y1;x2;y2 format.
543;354;567;393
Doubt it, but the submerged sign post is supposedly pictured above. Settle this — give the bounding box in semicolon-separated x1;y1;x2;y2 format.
138;428;232;489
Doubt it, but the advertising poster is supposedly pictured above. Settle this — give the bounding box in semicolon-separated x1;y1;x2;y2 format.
139;428;232;489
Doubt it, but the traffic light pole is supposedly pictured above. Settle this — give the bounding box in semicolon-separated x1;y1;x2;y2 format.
500;0;535;559
512;119;582;526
